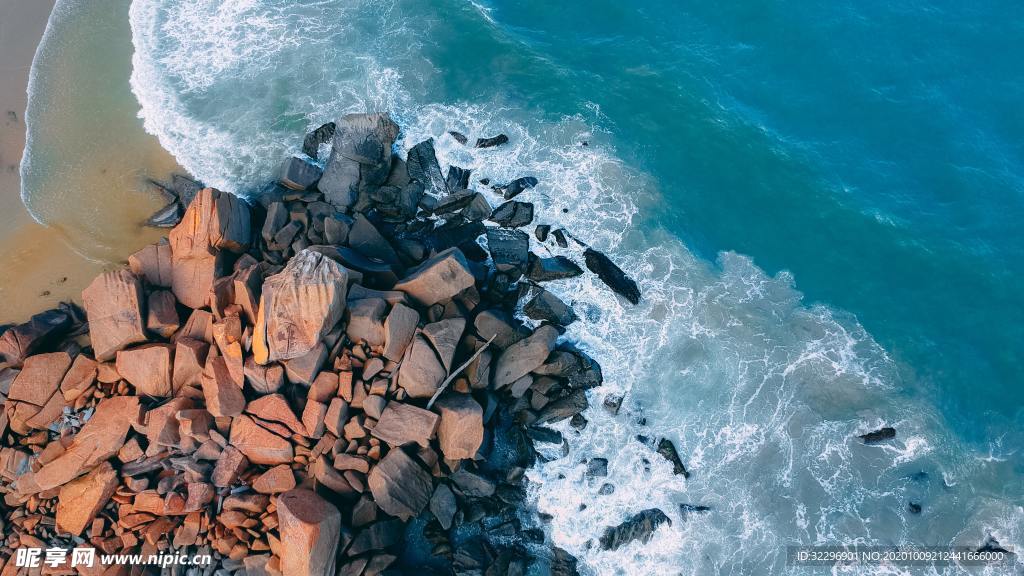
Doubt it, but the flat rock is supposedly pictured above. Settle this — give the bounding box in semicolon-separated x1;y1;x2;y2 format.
253;249;348;364
349;214;401;268
473;309;528;349
393;248;475;307
82;269;147;361
422;318;465;372
583;248;640;305
128;239;173;287
485;228;529;273
527;255;583;282
598;508;671;551
252;465;296;494
8;351;71;406
371;402;439;448
229;415;294;465
493;325;559;389
277;489;342;576
246;394;306;436
346;298;387;347
60;354;97;402
430;483;457;530
489;201;534;228
396;334;446;399
280;156;322;191
523;287;577;326
173;338;209;393
382;303;419;362
55;461;118;536
116;344;173;397
434;394;484;460
367;447;433;520
202;356;245;417
146;290;180;338
320;113;399;209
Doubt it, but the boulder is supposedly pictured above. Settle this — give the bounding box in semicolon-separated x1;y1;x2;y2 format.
202;356;245;417
367;448;433;520
253;249;348;364
229;415;293;465
485;228;529;273
535;390;588;424
280;156;322;191
243;357;285;395
346;298;387;347
371;402;439;448
583;248;640;305
449;468;495;497
527;255;583;282
169;188;249;308
396;335;446;399
434;394;484;460
319;113;399;209
128;239;173;287
173;338;209;393
656;438;689;477
406;138;449;196
859;427;896;444
55;461;118;536
8;351;71;406
60;354;97;402
252;465;296;494
0;308;72;365
493;325;559;389
302;121;336;159
473;309;528;349
422;318;465;372
430;483;457;530
116;344;174;397
475;134;509;148
277;489;342;576
282;343;327;385
523;287;577;326
246;394;306;436
393;248;475;307
348;214;401;267
82;269;147;361
301;400;328;439
211;446;248;487
382;303;419;362
262;202;289;244
446;166;472;191
500;176;538;200
598;509;671;551
535;224;551;242
348;519;405;556
146;290;180;338
489;201;534;228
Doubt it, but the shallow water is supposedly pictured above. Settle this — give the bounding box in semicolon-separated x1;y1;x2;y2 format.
22;0;1024;573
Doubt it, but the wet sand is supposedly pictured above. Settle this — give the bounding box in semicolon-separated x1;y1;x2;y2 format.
0;0;180;323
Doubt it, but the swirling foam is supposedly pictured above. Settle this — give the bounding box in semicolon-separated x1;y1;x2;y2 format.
127;1;1023;573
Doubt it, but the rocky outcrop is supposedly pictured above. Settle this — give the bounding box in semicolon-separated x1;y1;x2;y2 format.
319;113;399;210
598;508;672;551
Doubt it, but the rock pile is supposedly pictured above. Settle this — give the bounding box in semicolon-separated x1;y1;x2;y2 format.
0;114;639;575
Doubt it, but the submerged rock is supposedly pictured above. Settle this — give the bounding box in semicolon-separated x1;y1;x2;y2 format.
859;426;896;444
678;503;711;520
302;121;336;159
475;134;509;148
584;248;641;305
598;508;672;551
656;438;690;478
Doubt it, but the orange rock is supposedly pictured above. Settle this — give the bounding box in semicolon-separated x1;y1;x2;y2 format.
276;489;341;576
367;447;433;520
396;334;445;399
172;337;209;393
252;249;348;364
246;394;306;436
201;356;245;417
82;269;148;361
116;344;174;397
8;351;71;406
301;400;328;439
55;461;118;536
324;398;350;437
371;402;439;448
393;248;475;307
211;445;248;487
229;415;293;465
433;394;484;460
60;354;97;402
252;465;296;494
128;238;173;287
146;290;180;338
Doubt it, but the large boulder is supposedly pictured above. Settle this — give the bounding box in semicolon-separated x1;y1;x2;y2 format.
229;415;293;465
82;269;147;361
368;448;433;521
371;402;439;448
252;249;348;364
397;334;446;399
434;394;484;460
493;325;559;389
583;248;640;305
277;489;342;576
488;201;534;228
406;138;449;196
393;248;475;307
116;344;174;397
319;113;399;210
485;228;529;273
382;303;419;362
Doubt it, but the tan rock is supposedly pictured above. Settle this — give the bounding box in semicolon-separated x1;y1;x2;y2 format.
253;249;348;364
382;302;419;362
60;354;97;402
371;402;438;448
202;355;245;417
396;334;445;399
8;351;71;406
345;298;386;347
244;357;285;395
324;398;349;437
169;188;246;309
116;344;173;397
178;309;215;343
367;447;433;520
282;342;327;385
173;337;209;393
393;248;475;307
493;325;559;389
434;394;484;460
144;397;192;455
309;371;338;403
211;445;248;487
23;390;67;430
232;264;263;325
229;415;294;465
302;400;328;439
82;269;148;361
253;465;296;494
55;461;118;536
277;489;342;576
146;290;180;338
128;238;173;287
333;454;370;474
422;318;465;372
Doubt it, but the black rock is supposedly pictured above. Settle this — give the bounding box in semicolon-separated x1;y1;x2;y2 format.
407;138;450;196
501;177;538;200
302;121;336;159
907;502;922;514
485;228;529;274
598;509;671;551
564;349;603;390
475;134;509;148
552;229;568;248
523;287;577;327
678;504;711;520
656;438;689;478
602;394;623;415
598;483;615;495
489;201;534;228
462;193;493;222
859;427;896;444
431;189;478;215
977;536;1012;554
535;390;588;424
583;248;641;305
586;458;608;478
145;202;183;228
527;255;583;282
172;174;202;207
448;130;469;145
526;426;563;445
550;547;579;576
320;113;399;210
535;224;551;242
446;166;472;191
279;155;322;191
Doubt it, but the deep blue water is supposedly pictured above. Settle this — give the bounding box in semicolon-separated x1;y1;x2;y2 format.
23;0;1024;573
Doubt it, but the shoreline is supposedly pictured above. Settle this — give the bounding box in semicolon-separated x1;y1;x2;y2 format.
0;115;656;574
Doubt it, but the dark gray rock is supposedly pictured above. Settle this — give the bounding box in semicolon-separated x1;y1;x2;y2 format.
535;224;551;242
450;468;496;498
475;134;509;148
489;201;534;228
535;390;588;424
583;248;641;305
430;483;458;530
552;228;568;248
446;166;472;190
523;287;577;326
406;138;449;196
586;458;608;478
302;121;336;159
349;214;402;267
473;309;529;350
549;547;579;576
656;438;689;478
678;503;711;520
598;509;671;551
145;202;182;228
431;189;477;215
859;427;896;444
172;174;202;207
348;519;405;555
501;176;538;200
320;113;399;210
448;130;468;145
598;483;615;495
485;228;529;273
527;255;583;282
462;193;492;222
279;156;322;191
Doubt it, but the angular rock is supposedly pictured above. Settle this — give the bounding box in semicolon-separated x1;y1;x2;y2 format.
656;438;689;478
115;344;173;397
262;201;289;245
253;249;348;364
449;468;495;497
211;446;248;487
325;398;350;437
302;121;336;159
382;303;419;362
277;489;342;576
244;357;285;395
422;318;465;372
145;290;180;338
434;394;484;460
430;483;457;530
202;356;245;417
8;351;71;406
393;248;475;307
500;176;538;200
473;309;527;349
446;166;472;190
405;138;449;196
371;402;439;448
535;390;588;424
859;427;896;444
302;400;328;439
55;461;118;536
346;298;387;347
82;269;147;361
229;415;294;465
280;156;322;191
583;248;640;305
396;335;446;399
128;239;173;287
598;509;671;551
367;448;433;520
493;325;559;389
320;113;399;209
60;354;97;402
349;214;401;267
0;308;72;365
485;228;529;274
523;287;577;326
169;188;249;307
475;134;509;148
535;224;551;242
246;394;306;436
489;201;534;228
527;255;583;282
283;343;327;386
173;337;209;393
348;519;405;556
253;465;296;494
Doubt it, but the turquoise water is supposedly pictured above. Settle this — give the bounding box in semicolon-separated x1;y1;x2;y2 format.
26;0;1024;573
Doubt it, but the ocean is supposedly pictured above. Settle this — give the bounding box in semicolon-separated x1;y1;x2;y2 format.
21;0;1024;574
